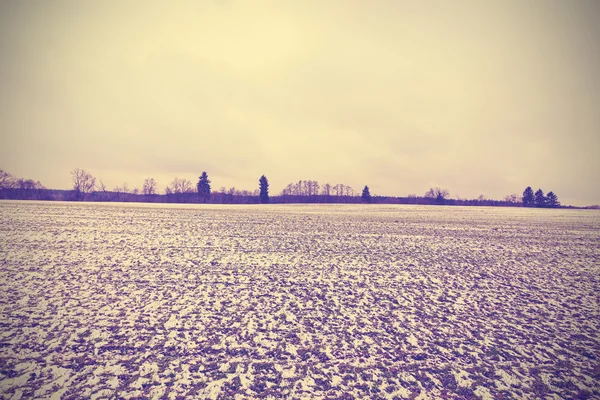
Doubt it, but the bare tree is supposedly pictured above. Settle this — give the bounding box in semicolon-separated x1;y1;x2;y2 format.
345;185;355;197
425;187;449;204
321;183;331;196
71;168;96;200
13;178;45;199
170;177;194;193
142;178;157;195
332;184;341;196
305;181;312;196
0;169;16;188
311;181;320;197
17;179;35;190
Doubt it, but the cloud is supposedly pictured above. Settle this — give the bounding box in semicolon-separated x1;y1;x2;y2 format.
1;0;599;205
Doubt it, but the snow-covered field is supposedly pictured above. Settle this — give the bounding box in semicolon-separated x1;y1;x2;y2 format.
1;201;599;399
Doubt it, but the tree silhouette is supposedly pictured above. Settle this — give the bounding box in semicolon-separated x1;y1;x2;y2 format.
259;175;269;204
197;172;211;202
546;191;560;208
0;169;16;189
425;187;449;204
522;186;534;207
170;177;193;194
71;168;96;201
534;189;546;207
142;178;157;195
361;185;371;203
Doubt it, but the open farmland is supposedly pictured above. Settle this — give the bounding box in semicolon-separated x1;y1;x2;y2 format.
0;201;599;399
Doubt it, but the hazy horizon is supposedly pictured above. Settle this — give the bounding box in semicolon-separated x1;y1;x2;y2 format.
1;1;599;206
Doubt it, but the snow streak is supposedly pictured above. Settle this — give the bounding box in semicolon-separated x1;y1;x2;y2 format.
1;202;599;399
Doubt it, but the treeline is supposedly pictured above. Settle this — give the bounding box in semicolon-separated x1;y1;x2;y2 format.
0;168;577;208
522;186;560;208
0;169;47;200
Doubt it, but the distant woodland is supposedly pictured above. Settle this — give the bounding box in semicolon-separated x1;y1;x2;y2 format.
0;168;595;208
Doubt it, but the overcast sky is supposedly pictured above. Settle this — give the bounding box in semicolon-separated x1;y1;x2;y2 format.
1;1;599;205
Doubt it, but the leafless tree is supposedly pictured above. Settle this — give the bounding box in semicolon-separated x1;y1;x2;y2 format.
280;183;293;196
170;177;194;193
0;169;16;188
17;179;35;190
99;180;107;192
71;168;96;200
345;185;355;197
310;181;320;197
321;183;331;196
5;177;45;199
504;194;519;203
142;178;158;195
425;187;448;198
332;184;341;196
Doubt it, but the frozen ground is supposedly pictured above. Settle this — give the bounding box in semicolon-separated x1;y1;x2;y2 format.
0;201;599;399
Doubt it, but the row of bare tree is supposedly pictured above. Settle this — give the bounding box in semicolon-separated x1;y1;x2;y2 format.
280;180;357;197
0;169;46;191
0;169;47;200
72;170;191;199
69;169;262;203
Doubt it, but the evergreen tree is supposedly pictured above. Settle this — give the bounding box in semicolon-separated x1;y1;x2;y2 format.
546;191;560;208
259;175;269;204
534;188;546;207
361;185;372;203
197;171;211;202
522;186;534;206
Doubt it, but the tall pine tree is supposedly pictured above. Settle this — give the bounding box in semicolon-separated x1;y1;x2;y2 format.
197;171;211;202
546;191;560;208
361;185;371;203
259;175;269;204
534;188;546;207
522;186;534;206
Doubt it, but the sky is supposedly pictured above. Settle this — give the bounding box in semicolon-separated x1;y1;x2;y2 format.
1;1;599;205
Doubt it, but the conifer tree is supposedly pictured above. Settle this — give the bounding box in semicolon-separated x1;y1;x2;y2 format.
197;171;211;202
361;185;372;203
546;191;560;208
522;186;535;206
259;175;269;204
534;188;546;207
